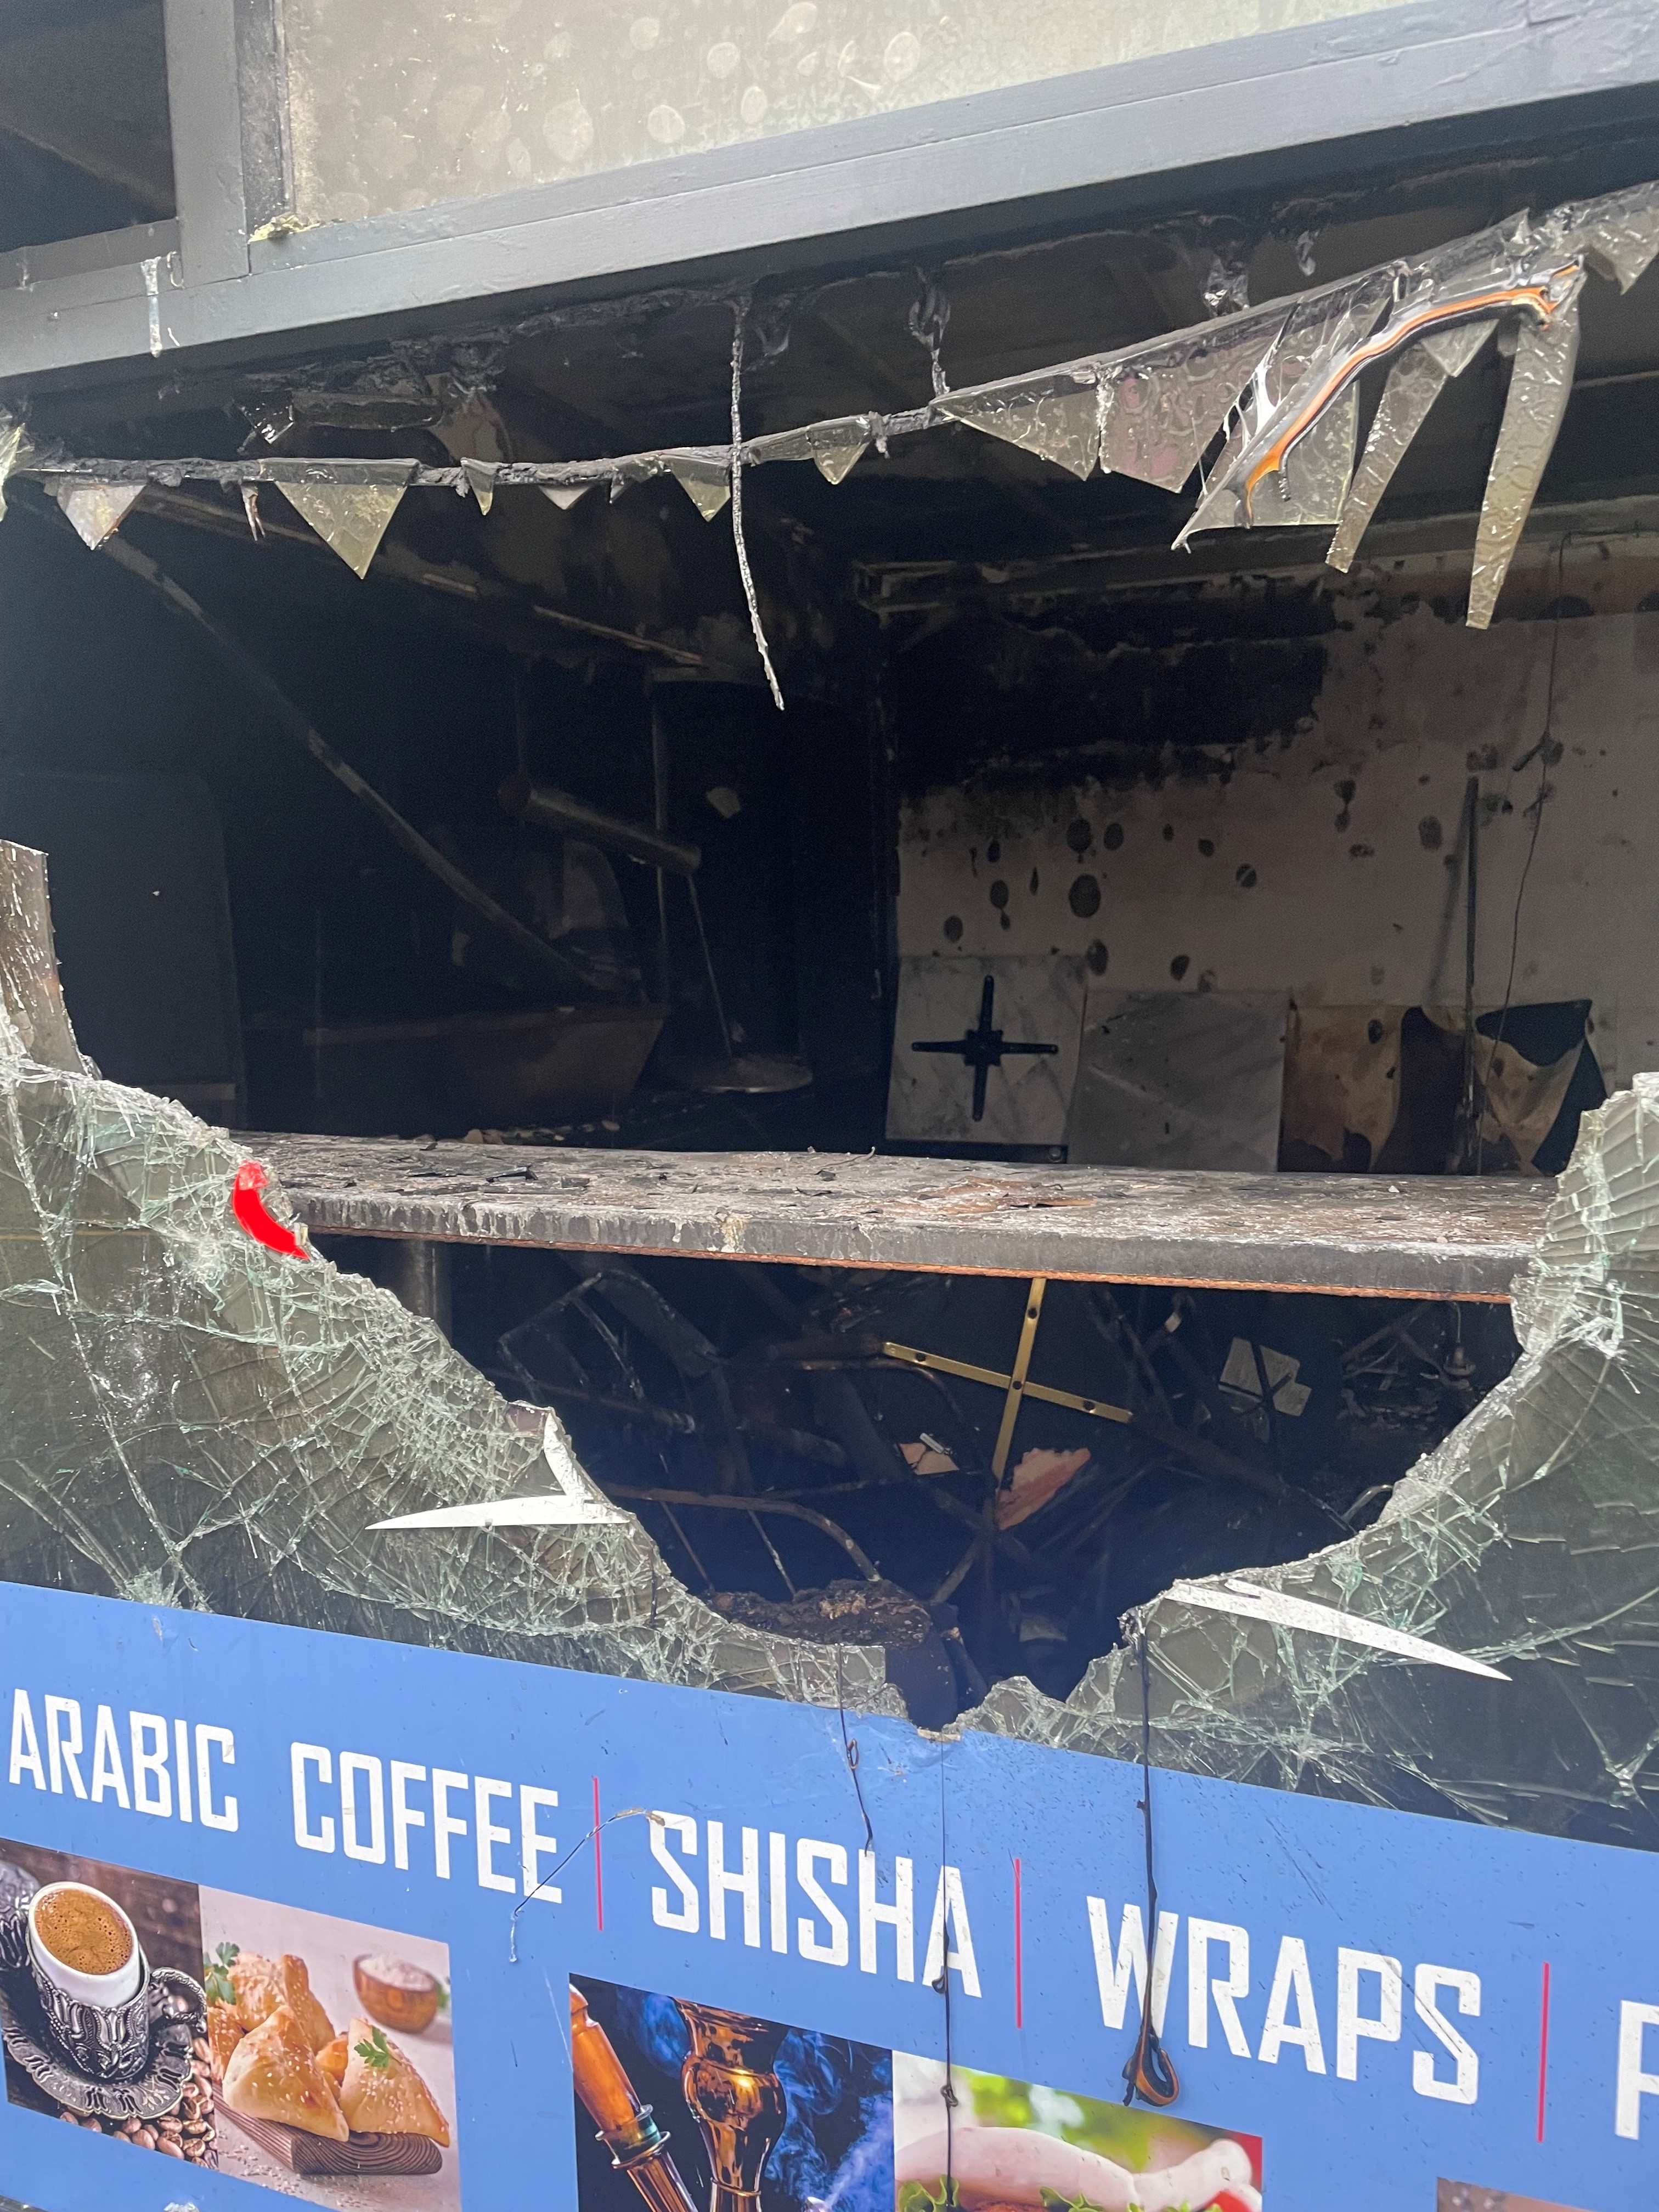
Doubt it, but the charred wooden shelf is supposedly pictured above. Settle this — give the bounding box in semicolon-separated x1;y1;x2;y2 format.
247;1134;1554;1300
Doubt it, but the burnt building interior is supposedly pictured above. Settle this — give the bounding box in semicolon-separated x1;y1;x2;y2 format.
4;3;1659;1741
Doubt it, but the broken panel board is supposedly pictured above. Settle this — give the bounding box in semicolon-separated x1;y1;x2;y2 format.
887;954;1086;1145
9;1578;1659;2212
1067;989;1289;1171
249;1131;1550;1300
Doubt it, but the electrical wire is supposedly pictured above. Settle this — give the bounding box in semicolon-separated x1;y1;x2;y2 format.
1123;1622;1180;2108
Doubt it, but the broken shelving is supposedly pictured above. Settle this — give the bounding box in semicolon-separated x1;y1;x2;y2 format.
247;1128;1548;1299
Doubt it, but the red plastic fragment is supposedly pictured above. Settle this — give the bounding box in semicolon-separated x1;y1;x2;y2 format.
232;1160;311;1260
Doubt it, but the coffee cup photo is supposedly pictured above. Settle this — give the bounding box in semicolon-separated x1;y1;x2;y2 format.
26;1883;143;2008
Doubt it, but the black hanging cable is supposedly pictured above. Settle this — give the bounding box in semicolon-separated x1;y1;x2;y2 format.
1123;1621;1180;2108
833;1649;874;1854
934;1747;960;2198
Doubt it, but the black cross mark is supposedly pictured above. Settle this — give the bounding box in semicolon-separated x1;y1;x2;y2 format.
911;974;1059;1121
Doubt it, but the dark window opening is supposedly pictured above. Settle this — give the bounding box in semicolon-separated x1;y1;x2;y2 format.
0;0;174;255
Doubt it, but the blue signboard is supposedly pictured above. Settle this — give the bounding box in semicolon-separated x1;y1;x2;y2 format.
0;1581;1652;2212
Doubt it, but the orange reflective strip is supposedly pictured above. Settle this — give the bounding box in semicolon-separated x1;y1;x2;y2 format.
1241;275;1571;520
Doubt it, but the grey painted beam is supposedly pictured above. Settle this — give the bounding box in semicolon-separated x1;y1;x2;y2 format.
3;0;1657;386
163;0;250;286
251;1132;1552;1299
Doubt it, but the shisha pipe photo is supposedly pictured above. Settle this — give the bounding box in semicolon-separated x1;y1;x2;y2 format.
569;1986;699;2212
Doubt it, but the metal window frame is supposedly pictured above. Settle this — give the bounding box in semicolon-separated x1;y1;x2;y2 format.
1;0;1656;388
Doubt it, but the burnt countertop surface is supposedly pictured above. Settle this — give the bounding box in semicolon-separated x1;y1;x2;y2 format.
246;1133;1554;1299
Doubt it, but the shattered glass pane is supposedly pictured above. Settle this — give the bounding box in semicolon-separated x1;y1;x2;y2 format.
275;480;408;579
1466;284;1584;630
52;480;145;551
0;847;87;1076
936;379;1100;481
0;850;902;1720
973;1077;1659;1849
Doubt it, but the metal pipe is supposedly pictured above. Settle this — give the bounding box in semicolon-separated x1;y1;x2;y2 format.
380;1239;453;1341
602;1484;879;1581
96;536;590;990
1457;772;1480;1171
651;698;674;1003
499;774;701;877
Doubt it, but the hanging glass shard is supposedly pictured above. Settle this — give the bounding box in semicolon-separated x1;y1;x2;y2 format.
936;377;1100;480
1417;314;1499;382
1328;319;1494;572
814;440;867;485
53;479;144;549
1468;277;1585;630
1175;281;1393;540
542;482;591;510
664;450;731;520
461;457;499;513
1579;200;1659;292
1101;318;1282;493
241;483;265;540
747;412;881;477
1270;382;1357;526
276;481;407;577
0;414;24;523
1166;189;1659;588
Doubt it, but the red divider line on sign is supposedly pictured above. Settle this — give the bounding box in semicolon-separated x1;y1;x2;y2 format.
593;1776;605;1933
1537;1960;1552;2142
1012;1856;1023;2029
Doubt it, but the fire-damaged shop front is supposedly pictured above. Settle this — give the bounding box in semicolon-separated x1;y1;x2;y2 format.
3;7;1659;2212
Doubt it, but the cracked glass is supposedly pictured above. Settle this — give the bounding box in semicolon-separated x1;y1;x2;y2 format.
3;850;1659;1853
974;1076;1659;1852
0;844;901;1722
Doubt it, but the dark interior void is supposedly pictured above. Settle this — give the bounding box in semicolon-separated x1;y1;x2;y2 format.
316;1235;1520;1723
0;507;888;1154
0;1;174;255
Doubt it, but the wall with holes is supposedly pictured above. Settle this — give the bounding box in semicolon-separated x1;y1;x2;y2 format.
896;597;1659;1087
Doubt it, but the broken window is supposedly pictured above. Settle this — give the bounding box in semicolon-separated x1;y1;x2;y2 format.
2;136;1658;1871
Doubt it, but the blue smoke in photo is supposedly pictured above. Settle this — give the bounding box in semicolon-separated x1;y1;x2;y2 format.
586;1982;892;2212
773;2032;893;2212
616;1984;691;2074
